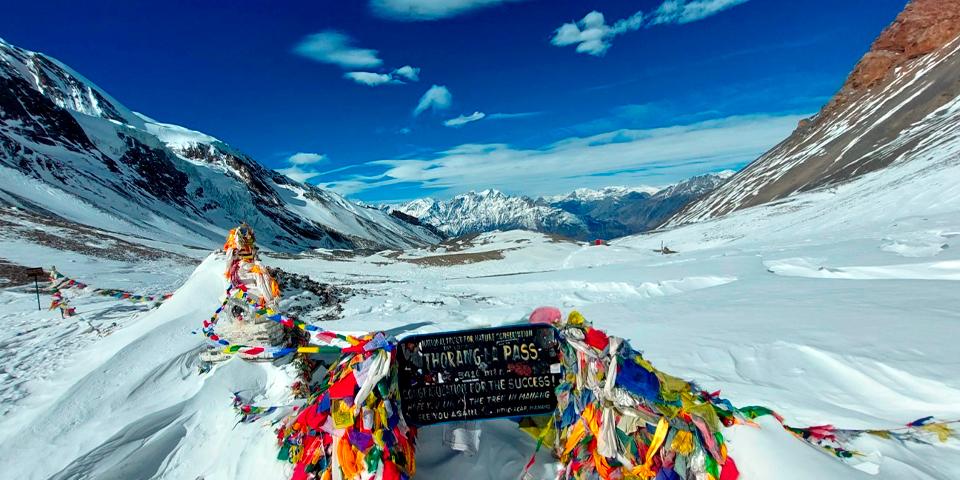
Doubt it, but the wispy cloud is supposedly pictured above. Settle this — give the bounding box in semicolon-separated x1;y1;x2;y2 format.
444;111;486;127
393;65;420;82
295;32;421;87
323;113;805;198
278;152;327;182
371;0;528;21
413;85;452;116
443;110;541;127
652;0;750;24
293;31;383;68
486;112;542;120
344;65;422;86
552;0;749;56
344;71;396;86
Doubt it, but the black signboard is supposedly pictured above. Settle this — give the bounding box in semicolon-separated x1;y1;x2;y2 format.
397;324;562;426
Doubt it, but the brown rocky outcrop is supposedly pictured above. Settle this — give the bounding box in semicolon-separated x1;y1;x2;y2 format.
843;0;960;95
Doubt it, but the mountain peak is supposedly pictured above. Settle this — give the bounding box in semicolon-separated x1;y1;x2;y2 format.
547;185;661;203
669;0;960;225
472;188;508;199
0;38;440;252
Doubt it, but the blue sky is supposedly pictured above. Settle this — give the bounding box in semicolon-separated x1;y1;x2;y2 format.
1;0;906;202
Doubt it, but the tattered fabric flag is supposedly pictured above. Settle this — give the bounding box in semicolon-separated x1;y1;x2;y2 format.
275;331;416;480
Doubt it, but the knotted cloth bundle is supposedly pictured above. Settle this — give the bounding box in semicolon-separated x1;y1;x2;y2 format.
276;331;416;480
531;309;741;480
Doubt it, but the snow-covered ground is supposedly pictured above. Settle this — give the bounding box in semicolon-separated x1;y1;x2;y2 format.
1;143;959;479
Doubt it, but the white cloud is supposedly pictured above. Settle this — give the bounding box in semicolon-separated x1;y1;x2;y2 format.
550;10;645;56
278;152;327;182
287;152;327;165
393;65;421;82
333;113;804;198
486;111;541;120
444;111;486;127
371;0;527;20
413;85;452;116
293;31;420;87
293;31;383;69
344;71;397;86
552;0;748;56
652;0;749;24
344;66;421;86
443;110;541;127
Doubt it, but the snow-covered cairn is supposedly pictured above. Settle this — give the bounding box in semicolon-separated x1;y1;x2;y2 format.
201;224;286;361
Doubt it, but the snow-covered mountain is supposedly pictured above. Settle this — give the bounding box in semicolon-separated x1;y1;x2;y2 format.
387;189;591;239
0;38;440;253
549;172;732;238
387;172;730;240
669;0;960;225
542;185;660;204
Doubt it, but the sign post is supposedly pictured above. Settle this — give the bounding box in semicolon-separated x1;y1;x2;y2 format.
397;324;562;426
25;267;45;311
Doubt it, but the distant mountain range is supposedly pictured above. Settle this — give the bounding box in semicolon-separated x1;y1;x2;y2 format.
384;172;731;240
0;38;440;253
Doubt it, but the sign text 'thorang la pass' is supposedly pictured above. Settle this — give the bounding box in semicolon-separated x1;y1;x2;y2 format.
397;324;562;425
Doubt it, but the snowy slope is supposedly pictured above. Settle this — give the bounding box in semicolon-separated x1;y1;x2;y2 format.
670;0;960;225
0;38;439;252
2;122;960;479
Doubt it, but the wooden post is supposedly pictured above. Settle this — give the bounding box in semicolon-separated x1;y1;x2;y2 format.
25;267;44;311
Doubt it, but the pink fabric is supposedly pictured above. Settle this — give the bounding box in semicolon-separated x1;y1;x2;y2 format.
692;416;723;462
529;306;562;325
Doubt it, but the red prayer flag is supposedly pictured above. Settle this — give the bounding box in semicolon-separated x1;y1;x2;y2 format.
719;456;740;480
383;459;401;480
329;372;358;399
584;328;610;351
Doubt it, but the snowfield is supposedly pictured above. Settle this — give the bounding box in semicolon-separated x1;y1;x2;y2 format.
1;142;960;479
